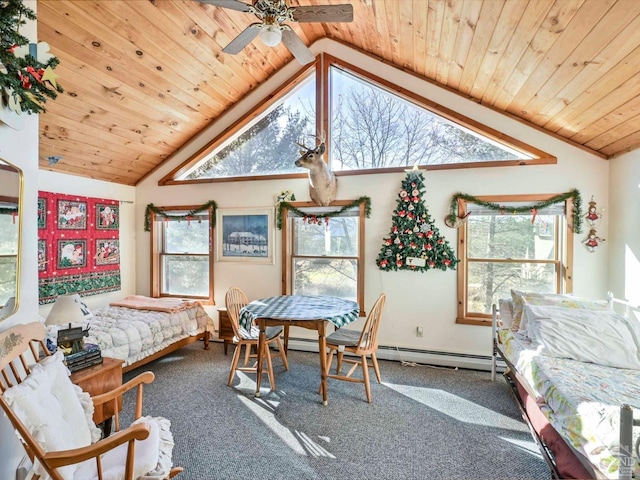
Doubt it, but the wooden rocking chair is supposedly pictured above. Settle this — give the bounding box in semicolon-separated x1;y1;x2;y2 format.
0;322;183;480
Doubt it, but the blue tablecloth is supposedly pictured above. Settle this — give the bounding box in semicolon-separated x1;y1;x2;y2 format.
239;295;360;330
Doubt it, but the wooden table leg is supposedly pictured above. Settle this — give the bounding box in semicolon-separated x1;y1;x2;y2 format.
318;321;328;406
283;325;290;355
255;319;266;398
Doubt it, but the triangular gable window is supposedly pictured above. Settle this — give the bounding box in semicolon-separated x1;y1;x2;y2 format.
161;54;553;185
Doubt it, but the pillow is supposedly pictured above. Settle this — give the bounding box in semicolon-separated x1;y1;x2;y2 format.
510;289;608;332
498;299;514;329
37;353;102;444
4;351;100;480
525;305;640;369
73;416;174;480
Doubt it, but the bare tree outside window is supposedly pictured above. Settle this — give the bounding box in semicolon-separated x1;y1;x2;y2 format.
329;66;528;171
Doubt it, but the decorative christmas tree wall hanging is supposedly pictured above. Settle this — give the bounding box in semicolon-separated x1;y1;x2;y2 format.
0;0;63;117
376;168;459;272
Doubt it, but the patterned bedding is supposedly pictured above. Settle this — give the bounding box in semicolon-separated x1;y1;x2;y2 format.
498;329;640;479
84;302;213;368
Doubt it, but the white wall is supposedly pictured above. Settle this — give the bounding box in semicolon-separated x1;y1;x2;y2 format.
136;39;610;366
609;151;640;304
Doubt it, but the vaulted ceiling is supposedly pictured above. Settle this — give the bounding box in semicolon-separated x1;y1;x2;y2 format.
37;0;640;186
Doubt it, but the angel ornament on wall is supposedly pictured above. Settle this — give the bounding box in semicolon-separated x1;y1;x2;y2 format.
583;228;605;253
585;197;603;226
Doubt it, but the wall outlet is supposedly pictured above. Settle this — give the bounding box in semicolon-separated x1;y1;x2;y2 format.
416;326;423;337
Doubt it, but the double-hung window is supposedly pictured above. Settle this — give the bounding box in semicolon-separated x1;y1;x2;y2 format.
457;195;573;325
150;206;213;302
281;201;365;312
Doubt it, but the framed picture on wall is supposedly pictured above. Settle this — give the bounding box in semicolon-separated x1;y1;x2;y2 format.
37;197;47;229
37;240;47;272
57;200;87;229
57;240;87;269
216;208;274;264
96;204;119;230
94;239;120;265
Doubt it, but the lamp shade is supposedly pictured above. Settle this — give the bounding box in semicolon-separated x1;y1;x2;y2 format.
260;25;282;47
46;294;92;326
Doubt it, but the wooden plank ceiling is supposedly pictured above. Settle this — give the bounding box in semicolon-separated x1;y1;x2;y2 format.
37;0;640;186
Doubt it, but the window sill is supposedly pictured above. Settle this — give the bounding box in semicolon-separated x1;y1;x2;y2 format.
456;317;492;326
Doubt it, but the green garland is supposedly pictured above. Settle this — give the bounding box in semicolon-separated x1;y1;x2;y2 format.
447;189;583;234
0;0;63;115
144;201;218;232
276;196;372;229
0;207;18;215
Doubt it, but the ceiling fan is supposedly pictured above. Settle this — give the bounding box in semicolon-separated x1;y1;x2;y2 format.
198;0;354;64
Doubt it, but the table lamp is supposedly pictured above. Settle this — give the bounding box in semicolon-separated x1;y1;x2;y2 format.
46;294;92;354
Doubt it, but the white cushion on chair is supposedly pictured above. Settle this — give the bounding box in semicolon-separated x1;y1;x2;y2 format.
4;351;99;480
38;352;102;444
73;416;174;480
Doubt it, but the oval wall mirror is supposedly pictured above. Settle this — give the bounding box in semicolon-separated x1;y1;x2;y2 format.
0;157;22;321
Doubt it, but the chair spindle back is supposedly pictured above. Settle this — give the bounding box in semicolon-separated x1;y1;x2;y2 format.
225;287;249;337
357;293;386;352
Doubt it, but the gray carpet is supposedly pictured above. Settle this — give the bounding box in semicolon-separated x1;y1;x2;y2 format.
122;341;551;480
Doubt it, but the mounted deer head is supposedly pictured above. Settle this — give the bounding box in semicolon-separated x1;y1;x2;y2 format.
295;139;337;206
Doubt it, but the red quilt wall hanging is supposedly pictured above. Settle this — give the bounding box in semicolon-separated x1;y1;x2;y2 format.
38;191;121;304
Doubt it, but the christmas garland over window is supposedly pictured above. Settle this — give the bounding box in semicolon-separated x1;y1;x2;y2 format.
144;201;218;232
0;0;63;115
447;189;583;234
0;207;17;214
276;196;371;229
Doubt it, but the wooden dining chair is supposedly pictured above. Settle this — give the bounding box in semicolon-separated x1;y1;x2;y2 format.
225;287;288;390
324;293;387;403
0;322;183;480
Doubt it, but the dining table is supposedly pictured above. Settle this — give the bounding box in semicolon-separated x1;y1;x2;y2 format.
238;294;360;405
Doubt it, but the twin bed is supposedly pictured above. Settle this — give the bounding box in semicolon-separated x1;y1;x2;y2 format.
492;291;640;479
50;295;213;373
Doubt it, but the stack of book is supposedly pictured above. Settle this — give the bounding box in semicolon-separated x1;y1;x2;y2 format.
64;343;103;373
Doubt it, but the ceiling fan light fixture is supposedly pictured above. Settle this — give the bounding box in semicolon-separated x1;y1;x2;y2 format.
260;25;282;47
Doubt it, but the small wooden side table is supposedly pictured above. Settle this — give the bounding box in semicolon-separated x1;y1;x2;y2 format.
70;357;123;434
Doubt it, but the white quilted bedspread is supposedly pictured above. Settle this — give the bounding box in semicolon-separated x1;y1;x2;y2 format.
79;303;211;367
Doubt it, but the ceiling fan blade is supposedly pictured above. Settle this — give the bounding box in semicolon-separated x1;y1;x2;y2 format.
195;0;252;12
281;29;315;65
290;4;354;23
222;24;261;54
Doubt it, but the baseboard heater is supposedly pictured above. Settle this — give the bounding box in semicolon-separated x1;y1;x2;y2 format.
284;337;507;373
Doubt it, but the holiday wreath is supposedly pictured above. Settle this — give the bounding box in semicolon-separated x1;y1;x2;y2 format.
0;0;63;115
